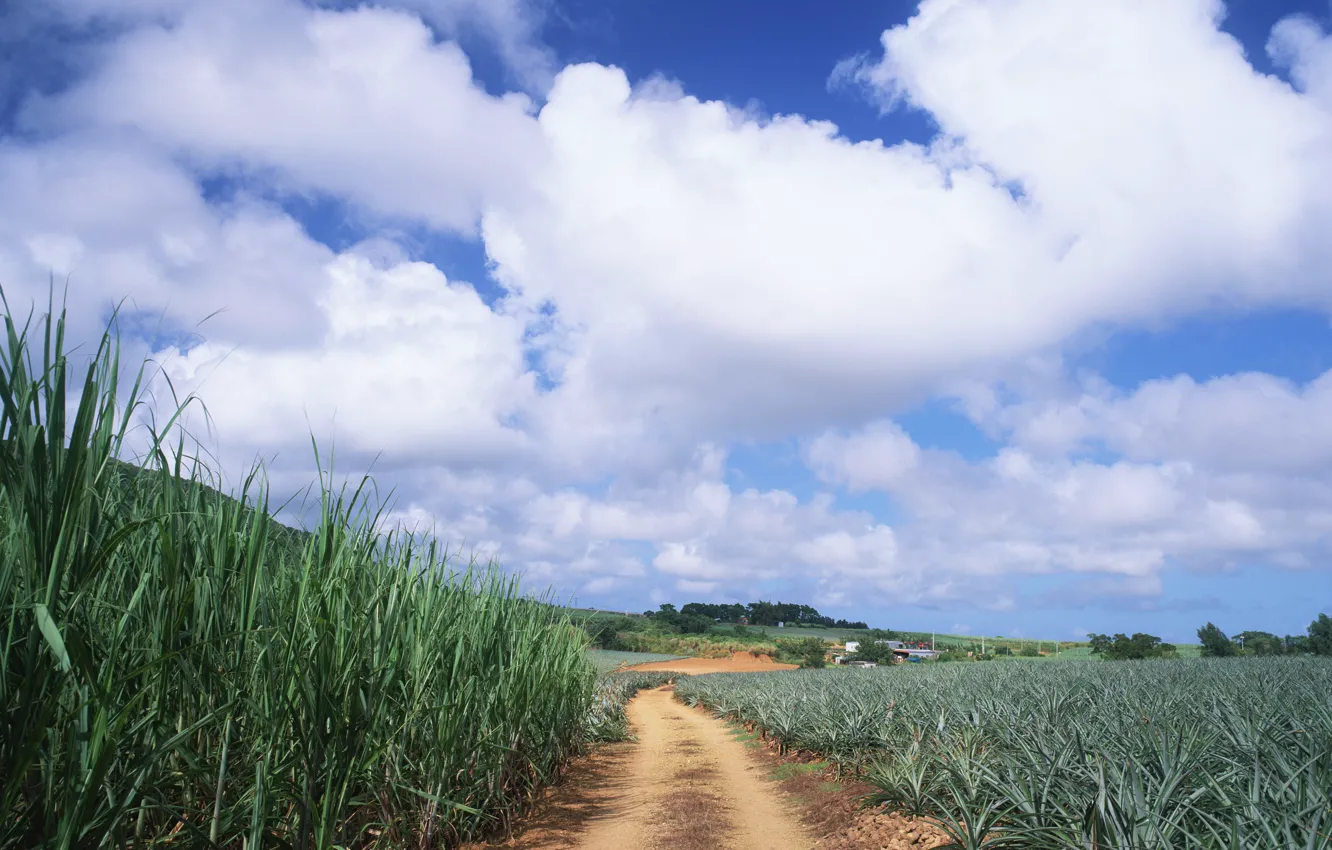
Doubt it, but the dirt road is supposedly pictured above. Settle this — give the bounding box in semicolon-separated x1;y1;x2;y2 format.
493;685;812;850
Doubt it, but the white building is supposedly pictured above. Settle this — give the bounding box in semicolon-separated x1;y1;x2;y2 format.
880;640;939;660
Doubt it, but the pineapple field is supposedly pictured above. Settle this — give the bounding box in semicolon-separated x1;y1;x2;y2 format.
675;658;1332;849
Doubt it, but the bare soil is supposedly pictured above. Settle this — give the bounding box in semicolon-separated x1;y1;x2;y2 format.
627;652;798;674
467;661;944;850
471;685;811;849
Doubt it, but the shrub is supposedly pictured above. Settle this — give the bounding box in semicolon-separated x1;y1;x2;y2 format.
776;636;829;668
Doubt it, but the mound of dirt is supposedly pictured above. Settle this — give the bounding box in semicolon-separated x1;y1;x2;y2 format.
729;650;774;663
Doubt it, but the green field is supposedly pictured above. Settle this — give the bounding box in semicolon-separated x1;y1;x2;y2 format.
677;657;1332;848
587;649;686;672
1;303;600;847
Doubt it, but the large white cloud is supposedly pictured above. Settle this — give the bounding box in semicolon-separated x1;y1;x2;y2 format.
475;0;1332;451
985;369;1332;474
484;64;1070;438
350;0;557;93
0;135;332;347
4;0;1332;621
805;363;1332;604
155;252;538;469
32;0;1332;454
41;0;542;233
849;0;1332;286
378;446;950;610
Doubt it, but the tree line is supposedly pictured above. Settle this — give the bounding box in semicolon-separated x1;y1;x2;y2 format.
1086;612;1332;661
670;600;868;629
578;601;873;652
1197;613;1331;657
1086;632;1176;660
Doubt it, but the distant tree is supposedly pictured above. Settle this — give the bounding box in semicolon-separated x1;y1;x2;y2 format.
865;628;901;642
648;606;711;634
581;615;647;650
1234;631;1284;656
833;619;870;629
1198;622;1237;657
798;638;827;668
1091;633;1174;660
672;600;871;629
746;600;841;627
775;636;828;668
680;602;747;621
746;601;777;625
680;615;713;634
845;641;899;664
1309;613;1332;656
1020;645;1039;657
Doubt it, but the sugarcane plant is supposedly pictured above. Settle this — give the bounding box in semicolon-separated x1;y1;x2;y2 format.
0;292;599;848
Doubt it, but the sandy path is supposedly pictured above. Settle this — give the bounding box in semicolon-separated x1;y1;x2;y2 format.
492;685;812;850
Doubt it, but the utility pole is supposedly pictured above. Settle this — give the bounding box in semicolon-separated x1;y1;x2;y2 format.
932;631;935;651
981;635;985;655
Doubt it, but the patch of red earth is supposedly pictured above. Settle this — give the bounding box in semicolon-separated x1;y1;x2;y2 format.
628;651;797;674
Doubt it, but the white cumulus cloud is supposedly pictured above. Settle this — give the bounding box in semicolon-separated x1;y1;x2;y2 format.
2;0;1331;621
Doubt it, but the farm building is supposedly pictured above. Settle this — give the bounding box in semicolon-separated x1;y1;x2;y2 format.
833;639;939;664
882;640;940;660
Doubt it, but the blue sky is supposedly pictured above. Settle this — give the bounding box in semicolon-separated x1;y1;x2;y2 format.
2;0;1332;643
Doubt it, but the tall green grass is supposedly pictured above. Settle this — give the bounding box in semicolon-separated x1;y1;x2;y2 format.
0;297;596;848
